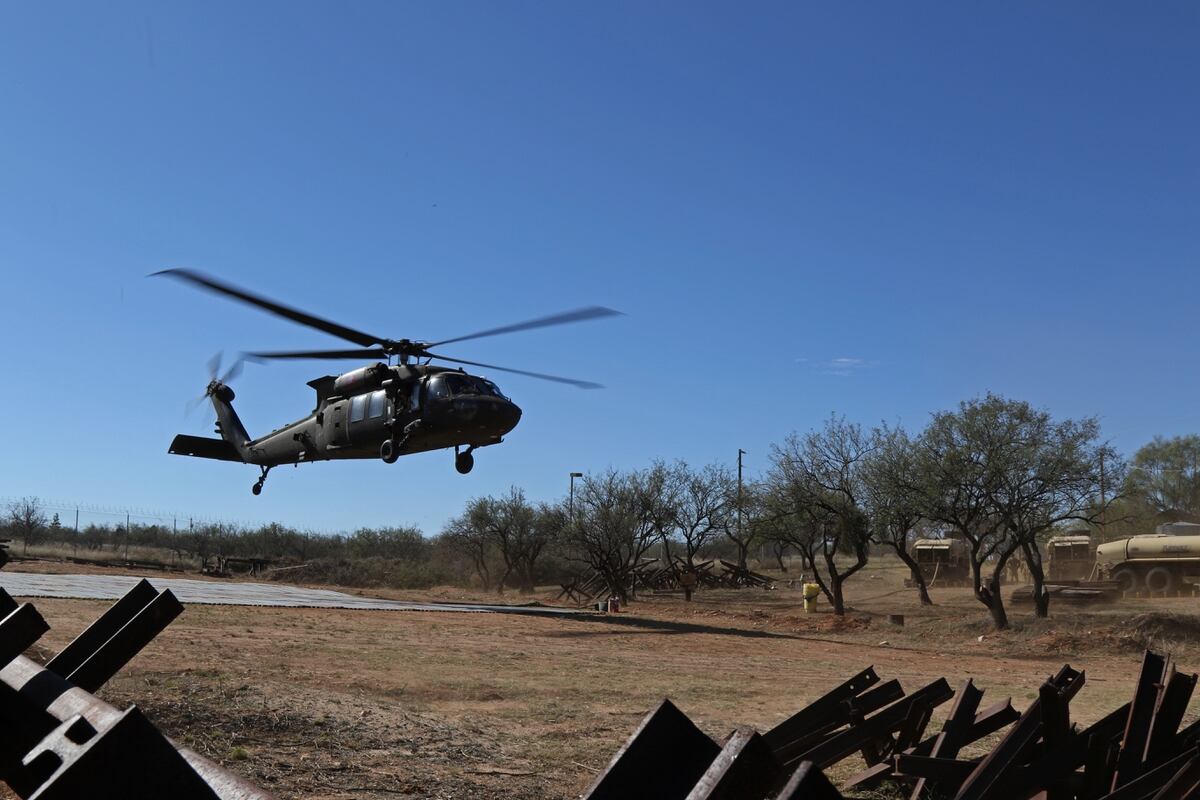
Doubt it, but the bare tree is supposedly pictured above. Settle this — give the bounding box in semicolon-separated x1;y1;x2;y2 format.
667;461;735;569
442;512;493;590
767;417;875;615
862;424;932;605
7;497;46;557
461;488;552;594
566;467;668;603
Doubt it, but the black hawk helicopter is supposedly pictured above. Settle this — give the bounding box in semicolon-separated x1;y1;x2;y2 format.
154;269;619;495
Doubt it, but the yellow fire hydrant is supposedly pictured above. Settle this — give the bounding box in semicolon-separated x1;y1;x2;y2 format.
803;583;821;613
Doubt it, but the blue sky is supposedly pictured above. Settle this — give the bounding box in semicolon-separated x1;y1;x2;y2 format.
1;3;1196;535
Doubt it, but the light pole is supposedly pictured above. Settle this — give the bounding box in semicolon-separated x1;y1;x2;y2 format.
569;472;583;515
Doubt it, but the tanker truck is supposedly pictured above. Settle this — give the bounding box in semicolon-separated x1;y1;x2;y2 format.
1094;534;1200;595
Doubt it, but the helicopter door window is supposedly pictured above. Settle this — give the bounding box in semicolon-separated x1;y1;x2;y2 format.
367;390;386;419
349;394;368;423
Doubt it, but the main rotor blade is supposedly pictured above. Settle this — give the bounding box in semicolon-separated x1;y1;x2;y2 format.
425;352;603;389
153;269;385;348
246;348;389;360
428;306;622;348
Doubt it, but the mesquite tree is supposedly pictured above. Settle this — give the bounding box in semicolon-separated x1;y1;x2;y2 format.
862;425;932;605
566;467;671;603
667;461;736;570
767;417;874;615
464;488;551;594
986;411;1119;618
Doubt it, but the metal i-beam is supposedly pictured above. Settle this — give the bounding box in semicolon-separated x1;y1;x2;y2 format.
953;666;1085;800
763;667;879;753
774;761;844;800
795;678;954;769
685;728;781;800
65;589;183;693
1112;650;1168;790
45;579;159;678
911;680;984;800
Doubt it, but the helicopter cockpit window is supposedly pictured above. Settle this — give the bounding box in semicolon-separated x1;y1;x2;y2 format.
349;394;368;423
443;374;473;396
426;376;449;401
367;390;386;419
474;378;504;398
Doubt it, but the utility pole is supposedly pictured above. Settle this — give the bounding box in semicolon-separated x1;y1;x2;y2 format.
124;512;130;561
569;472;583;516
1098;451;1106;541
737;449;746;542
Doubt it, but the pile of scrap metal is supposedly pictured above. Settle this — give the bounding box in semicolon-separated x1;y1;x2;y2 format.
556;558;776;603
0;579;274;799
585;652;1200;799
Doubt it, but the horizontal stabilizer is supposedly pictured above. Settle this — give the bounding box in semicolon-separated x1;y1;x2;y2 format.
168;434;244;462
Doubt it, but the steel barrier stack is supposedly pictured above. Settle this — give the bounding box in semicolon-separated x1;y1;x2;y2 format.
585;653;1200;800
0;579;275;799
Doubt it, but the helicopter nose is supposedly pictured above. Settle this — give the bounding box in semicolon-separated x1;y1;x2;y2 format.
500;400;522;433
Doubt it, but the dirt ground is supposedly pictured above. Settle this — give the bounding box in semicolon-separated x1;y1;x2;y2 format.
7;556;1200;799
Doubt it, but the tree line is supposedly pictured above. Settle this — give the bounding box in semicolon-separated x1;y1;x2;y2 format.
9;392;1199;630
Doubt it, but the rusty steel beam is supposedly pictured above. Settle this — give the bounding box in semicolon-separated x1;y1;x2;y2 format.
584;699;719;800
768;676;900;763
1;653;274;799
1151;751;1200;800
773;761;844;800
953;666;1085;800
910;679;984;800
793;678;954;769
64;589;183;693
1112;650;1168;790
684;728;781;800
1099;747;1199;800
1147;670;1197;763
0;605;50;670
45;579;159;679
0;589;17;618
763;667;879;753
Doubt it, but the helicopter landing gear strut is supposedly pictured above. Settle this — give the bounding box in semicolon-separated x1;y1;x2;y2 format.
381;419;420;464
251;466;271;496
455;446;475;475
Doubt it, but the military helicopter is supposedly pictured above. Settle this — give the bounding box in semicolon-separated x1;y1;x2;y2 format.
154;269;618;495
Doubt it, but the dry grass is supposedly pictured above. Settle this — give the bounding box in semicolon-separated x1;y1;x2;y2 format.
7;554;1200;798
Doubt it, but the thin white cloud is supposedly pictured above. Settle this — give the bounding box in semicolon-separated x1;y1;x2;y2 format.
797;356;880;377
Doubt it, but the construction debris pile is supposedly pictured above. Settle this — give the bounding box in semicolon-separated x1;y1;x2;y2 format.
557;558;776;603
0;579;275;799
584;653;1200;800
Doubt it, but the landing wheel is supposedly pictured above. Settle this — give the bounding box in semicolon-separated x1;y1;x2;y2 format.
380;439;399;464
251;482;263;496
455;451;474;475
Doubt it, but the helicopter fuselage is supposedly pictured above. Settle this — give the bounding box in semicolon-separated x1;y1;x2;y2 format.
250;363;521;465
170;363;521;483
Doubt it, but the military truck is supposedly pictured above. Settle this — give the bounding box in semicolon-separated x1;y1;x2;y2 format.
910;534;970;587
1095;533;1200;595
1046;534;1095;581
